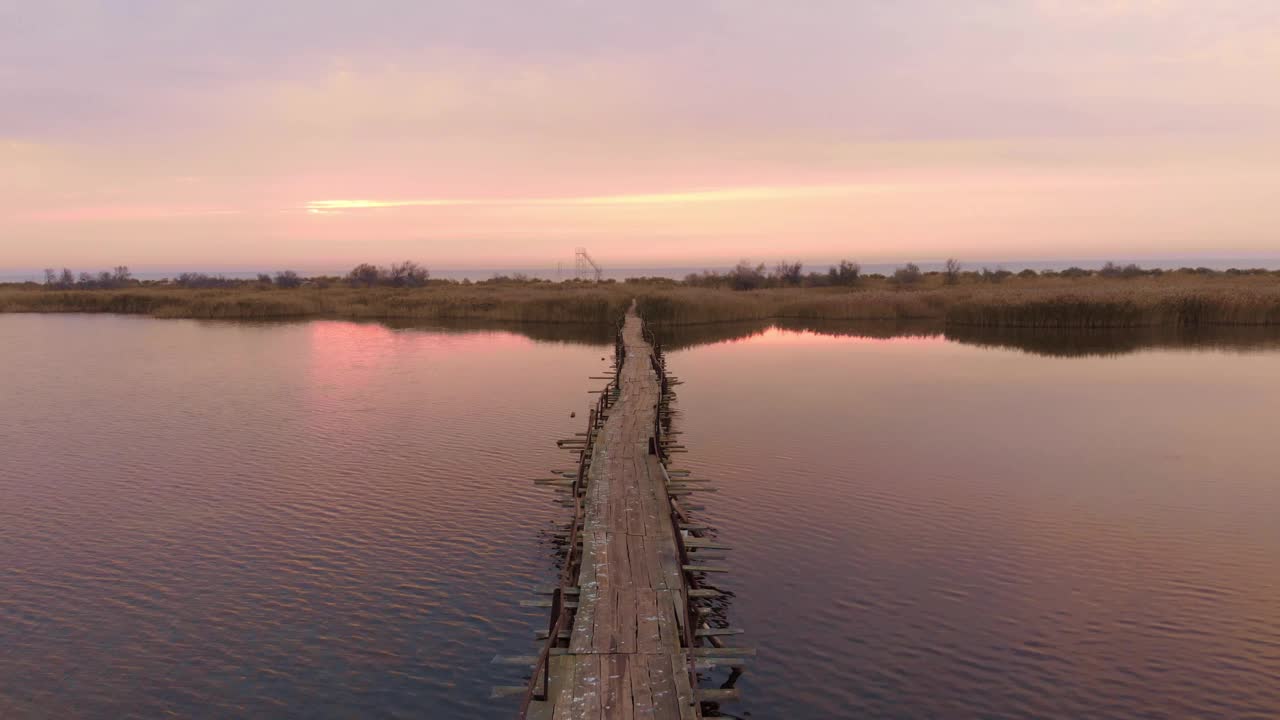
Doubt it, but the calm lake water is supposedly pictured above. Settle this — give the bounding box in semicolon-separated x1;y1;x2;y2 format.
3;313;1279;719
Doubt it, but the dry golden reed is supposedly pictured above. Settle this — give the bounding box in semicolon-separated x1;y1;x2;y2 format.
3;274;1279;328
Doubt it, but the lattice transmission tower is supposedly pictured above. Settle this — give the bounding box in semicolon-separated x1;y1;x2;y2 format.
574;247;604;282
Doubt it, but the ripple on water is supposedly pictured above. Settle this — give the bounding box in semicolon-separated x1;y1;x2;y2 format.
3;315;1280;718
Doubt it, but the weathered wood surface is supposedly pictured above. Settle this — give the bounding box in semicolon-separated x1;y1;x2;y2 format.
532;307;700;720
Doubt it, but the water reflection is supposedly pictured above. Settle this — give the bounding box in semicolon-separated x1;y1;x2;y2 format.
3;312;1279;719
191;315;1280;357
663;321;1280;718
649;319;1280;357
945;324;1280;357
377;318;618;347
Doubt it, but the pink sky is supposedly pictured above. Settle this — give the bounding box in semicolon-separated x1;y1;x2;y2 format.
2;1;1279;270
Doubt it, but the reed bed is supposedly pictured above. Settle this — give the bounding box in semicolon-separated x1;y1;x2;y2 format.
637;275;1280;327
3;274;1278;328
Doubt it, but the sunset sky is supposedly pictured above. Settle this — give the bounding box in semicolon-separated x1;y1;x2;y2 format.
3;1;1279;271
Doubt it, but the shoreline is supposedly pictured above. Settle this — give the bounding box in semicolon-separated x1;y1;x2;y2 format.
3;277;1280;328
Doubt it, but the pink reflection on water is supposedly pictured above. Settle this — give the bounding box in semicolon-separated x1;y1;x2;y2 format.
304;321;535;388
723;326;945;347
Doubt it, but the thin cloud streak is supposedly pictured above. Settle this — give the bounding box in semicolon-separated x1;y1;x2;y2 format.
304;184;893;213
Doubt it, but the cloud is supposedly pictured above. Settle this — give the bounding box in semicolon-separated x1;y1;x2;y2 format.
303;184;889;213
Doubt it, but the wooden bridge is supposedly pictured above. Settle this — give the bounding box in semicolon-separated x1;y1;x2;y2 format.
494;305;747;718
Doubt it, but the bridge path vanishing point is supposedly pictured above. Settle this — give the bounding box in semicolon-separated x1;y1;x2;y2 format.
494;304;748;718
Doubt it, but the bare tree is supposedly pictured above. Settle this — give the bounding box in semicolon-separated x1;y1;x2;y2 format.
728;260;767;291
772;260;803;286
386;260;429;287
944;258;961;285
347;263;381;287
827;259;861;287
274;270;303;288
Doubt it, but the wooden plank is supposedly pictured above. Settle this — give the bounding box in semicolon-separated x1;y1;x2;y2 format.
532;585;580;595
694;628;743;637
491;655;539;665
682;565;730;573
682;539;730;549
550;654;577;720
631;653;656;720
653;590;677;650
670;652;699;720
593;581;617;654
521;598;580;608
569;653;602;717
601;654;635;720
612;532;634;591
491;685;528;698
636;590;661;654
694;657;752;669
691;647;755;656
615;589;637;654
695;688;739;703
645;653;680;720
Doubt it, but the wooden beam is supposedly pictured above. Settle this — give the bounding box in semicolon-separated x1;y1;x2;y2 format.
692;647;755;656
695;688;741;702
695;628;744;637
682;565;730;573
519;598;580;608
490;685;528;699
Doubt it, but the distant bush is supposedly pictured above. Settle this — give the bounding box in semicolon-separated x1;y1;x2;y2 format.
274;270;303;288
625;276;677;285
347;263;381;287
980;267;1013;284
1099;261;1146;279
385;261;430;287
728;261;768;291
175;272;238;288
827;260;861;287
346;261;429;288
771;260;803;287
891;263;923;286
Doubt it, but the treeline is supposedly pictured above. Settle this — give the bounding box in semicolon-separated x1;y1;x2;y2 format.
344;261;429;287
684;260;863;290
29;259;1279;293
681;258;1279;291
41;267;311;290
36;262;433;290
43;266;135;289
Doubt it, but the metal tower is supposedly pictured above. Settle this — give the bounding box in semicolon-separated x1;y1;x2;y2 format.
574;247;603;282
